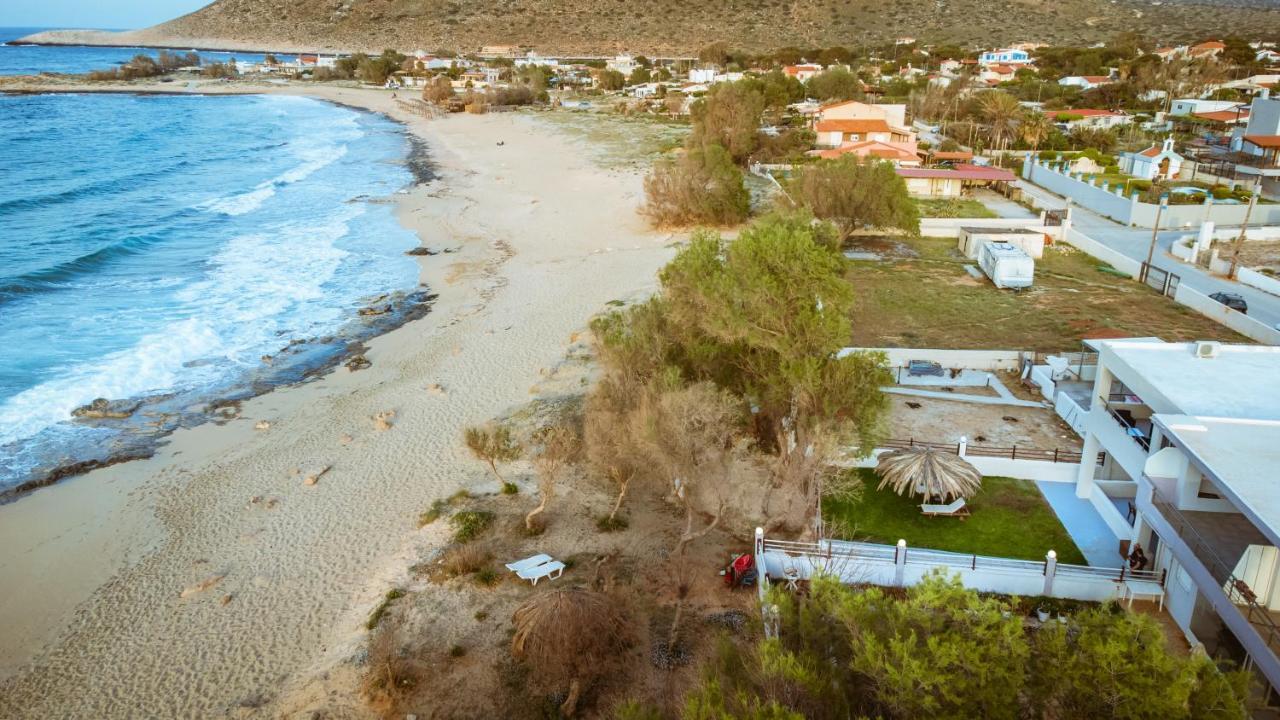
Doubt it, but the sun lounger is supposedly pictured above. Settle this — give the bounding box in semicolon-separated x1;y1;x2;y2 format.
517;560;565;585
504;554;553;573
920;498;969;517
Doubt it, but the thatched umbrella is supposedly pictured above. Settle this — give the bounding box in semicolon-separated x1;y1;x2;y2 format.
875;446;982;502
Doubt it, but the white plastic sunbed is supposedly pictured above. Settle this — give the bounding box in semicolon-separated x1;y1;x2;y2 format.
504;554;553;573
517;560;565;585
919;498;969;517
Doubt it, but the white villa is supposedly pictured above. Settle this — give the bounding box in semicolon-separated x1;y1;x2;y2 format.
979;48;1032;66
1119;136;1184;181
1047;338;1280;697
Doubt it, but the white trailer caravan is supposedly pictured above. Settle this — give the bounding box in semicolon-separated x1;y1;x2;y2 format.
977;241;1034;289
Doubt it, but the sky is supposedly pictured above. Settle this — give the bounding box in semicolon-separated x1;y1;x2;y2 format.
0;0;212;30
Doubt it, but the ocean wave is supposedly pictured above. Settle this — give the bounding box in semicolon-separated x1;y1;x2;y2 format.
198;143;351;216
0;235;163;301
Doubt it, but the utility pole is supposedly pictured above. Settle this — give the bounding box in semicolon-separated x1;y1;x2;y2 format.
1143;193;1169;283
1228;176;1262;280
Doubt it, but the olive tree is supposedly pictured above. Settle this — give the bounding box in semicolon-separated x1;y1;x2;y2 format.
784;156;920;241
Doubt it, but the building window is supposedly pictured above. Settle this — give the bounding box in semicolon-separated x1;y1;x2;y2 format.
1197;474;1221;500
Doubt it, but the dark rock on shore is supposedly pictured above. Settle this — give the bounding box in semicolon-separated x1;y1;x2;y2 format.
71;398;142;420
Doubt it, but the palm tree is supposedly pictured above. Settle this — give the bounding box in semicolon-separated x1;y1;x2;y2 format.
1019;111;1053;153
978;91;1024;152
875;446;982;502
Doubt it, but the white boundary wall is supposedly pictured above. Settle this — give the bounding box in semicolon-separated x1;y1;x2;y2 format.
842;347;1024;371
1239;267;1280;298
756;535;1138;603
1062;228;1142;277
848;447;1080;483
1172;284;1280;344
920;217;1058;239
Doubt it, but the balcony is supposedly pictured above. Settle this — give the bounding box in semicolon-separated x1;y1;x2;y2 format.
1144;479;1280;663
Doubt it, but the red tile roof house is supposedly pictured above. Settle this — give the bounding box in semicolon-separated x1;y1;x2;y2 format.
1054;108;1132;131
813;139;922;166
783;63;824;82
1189;41;1226;59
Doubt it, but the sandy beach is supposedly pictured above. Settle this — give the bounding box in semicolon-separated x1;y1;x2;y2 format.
0;81;676;717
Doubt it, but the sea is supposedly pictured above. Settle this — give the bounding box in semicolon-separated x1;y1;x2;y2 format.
0;29;428;495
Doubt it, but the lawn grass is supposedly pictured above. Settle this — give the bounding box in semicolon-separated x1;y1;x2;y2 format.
846;236;1251;350
914;197;998;219
825;469;1086;565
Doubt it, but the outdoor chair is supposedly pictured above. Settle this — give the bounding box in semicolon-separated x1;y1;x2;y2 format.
504;553;553;573
517;560;565;585
919;498;969;518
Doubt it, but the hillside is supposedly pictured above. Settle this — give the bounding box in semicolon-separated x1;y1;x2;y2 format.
18;0;1280;56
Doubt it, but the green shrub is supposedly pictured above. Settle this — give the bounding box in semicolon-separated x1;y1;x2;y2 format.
365;588;406;630
475;566;500;586
438;545;491;578
1211;185;1232;200
501;481;519;495
449;644;467;658
596;514;630;532
450;510;495;543
475;610;489;621
418;499;450;527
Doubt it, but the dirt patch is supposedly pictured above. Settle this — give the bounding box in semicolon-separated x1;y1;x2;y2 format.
885;395;1080;452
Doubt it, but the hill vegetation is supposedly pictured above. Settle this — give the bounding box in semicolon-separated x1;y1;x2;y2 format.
29;0;1280;56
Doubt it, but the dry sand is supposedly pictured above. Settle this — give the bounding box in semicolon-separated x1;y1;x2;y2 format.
0;82;676;717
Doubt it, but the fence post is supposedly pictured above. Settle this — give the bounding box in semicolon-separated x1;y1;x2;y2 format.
1012;445;1018;461
895;539;907;587
958;435;967;458
754;528;767;604
1043;550;1057;596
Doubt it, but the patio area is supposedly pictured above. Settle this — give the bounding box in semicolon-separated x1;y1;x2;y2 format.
1036;481;1127;568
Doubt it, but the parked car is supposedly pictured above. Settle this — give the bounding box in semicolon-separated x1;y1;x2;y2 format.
1209;292;1248;313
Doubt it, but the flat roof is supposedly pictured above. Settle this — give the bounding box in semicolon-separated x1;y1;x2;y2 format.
1156;415;1280;543
1097;340;1280;419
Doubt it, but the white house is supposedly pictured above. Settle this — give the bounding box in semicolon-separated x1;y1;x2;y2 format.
1054;108;1131;130
1119;137;1184;181
979;48;1032;66
1061;339;1280;699
607;54;637;75
1170;99;1244;117
1059;75;1114;90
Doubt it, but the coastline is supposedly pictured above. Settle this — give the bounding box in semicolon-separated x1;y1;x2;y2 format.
8;28;352;56
0;87;437;503
0;79;676;718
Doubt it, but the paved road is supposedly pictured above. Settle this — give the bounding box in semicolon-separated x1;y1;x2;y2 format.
1009;180;1280;333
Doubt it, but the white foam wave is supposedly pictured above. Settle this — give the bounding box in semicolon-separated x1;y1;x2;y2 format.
0;205;363;448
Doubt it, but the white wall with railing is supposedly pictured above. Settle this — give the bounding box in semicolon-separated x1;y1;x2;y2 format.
755;530;1155;603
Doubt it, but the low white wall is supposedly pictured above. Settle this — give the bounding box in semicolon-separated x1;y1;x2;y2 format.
843;347;1024;371
1062;228;1142;278
851;448;1080;483
1025;162;1135;224
1239;267;1280;298
920;217;1050;239
1089;485;1134;540
1172;284;1280;345
759;548;1122;602
1054;392;1088;435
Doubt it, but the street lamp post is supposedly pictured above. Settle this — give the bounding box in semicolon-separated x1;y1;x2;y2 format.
1142;193;1170;283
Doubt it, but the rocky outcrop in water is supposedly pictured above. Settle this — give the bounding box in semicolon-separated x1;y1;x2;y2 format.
71;398;142;420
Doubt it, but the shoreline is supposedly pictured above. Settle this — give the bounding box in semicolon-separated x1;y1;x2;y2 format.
0;88;438;503
0;78;676;717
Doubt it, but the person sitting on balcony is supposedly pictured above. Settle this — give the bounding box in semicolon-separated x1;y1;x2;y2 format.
1128;544;1149;572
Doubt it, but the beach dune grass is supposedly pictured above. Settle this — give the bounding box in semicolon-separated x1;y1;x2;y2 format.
824;469;1086;565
